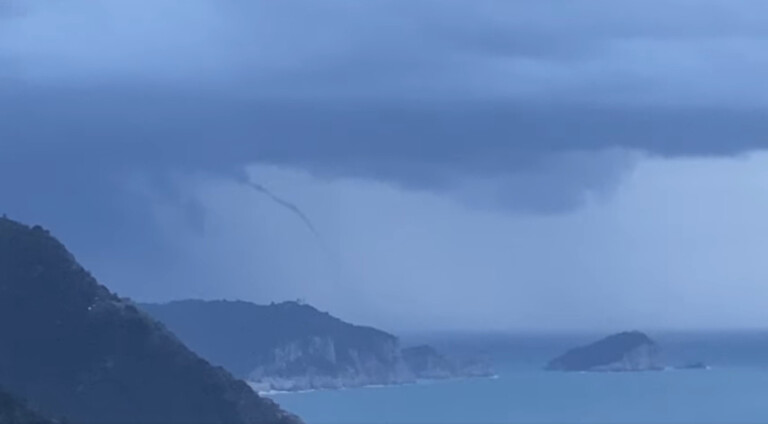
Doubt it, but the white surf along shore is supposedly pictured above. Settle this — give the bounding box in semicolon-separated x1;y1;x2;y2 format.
251;374;501;396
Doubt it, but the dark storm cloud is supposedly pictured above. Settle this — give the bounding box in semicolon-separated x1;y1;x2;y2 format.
4;1;768;328
2;85;765;193
3;1;767;166
4;85;767;165
2;0;768;245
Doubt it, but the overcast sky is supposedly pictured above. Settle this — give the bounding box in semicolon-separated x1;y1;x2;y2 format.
2;0;768;331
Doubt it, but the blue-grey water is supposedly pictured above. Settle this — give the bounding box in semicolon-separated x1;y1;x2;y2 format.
268;332;768;424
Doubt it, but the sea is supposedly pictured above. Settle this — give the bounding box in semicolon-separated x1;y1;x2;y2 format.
265;331;768;424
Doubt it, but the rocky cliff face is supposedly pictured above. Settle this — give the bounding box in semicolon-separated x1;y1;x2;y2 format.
402;345;494;380
142;300;494;392
0;217;299;424
248;336;414;391
546;331;662;372
587;342;660;372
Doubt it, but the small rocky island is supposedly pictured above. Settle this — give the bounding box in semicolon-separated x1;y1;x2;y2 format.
546;331;663;372
676;362;709;370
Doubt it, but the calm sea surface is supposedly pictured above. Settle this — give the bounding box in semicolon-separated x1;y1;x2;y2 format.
267;332;768;424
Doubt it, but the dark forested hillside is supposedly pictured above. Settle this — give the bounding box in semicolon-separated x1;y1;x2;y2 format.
0;390;51;424
0;217;299;424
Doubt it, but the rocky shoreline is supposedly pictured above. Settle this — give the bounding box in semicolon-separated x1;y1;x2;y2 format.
250;372;500;394
245;339;495;393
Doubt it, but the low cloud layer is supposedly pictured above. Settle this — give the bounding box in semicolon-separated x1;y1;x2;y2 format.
92;153;768;331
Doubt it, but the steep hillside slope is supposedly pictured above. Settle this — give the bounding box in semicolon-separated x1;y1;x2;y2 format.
0;217;298;424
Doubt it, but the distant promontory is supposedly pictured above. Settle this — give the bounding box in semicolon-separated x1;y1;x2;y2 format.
141;300;494;392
